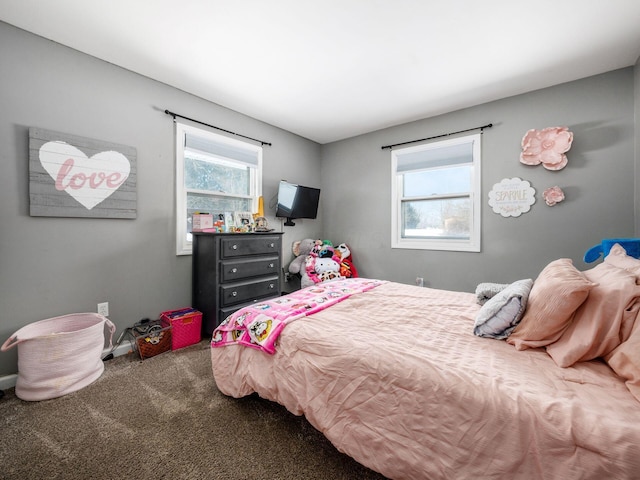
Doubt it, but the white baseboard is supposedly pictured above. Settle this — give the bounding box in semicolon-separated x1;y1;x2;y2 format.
0;374;18;391
0;341;135;391
102;340;136;360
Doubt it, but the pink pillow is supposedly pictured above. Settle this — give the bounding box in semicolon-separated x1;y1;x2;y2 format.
604;243;640;276
546;263;640;367
507;259;597;350
605;320;640;403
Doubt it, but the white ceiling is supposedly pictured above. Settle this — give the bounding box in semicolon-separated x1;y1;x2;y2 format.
2;0;640;144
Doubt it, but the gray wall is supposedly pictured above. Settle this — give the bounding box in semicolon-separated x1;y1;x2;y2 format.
1;20;638;378
0;22;322;376
321;68;636;291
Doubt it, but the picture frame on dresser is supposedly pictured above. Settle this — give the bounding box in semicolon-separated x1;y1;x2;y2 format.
192;232;283;334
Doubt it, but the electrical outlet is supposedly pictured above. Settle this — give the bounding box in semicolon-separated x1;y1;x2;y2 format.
97;302;109;317
416;277;424;287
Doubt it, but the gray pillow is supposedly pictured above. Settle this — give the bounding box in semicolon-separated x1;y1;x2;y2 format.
475;282;509;305
473;279;533;339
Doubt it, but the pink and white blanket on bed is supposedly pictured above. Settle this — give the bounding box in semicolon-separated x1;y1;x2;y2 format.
211;278;385;354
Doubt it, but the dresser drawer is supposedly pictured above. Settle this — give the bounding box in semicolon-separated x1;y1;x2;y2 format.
220;236;281;258
221;256;280;282
218;295;281;327
220;276;280;307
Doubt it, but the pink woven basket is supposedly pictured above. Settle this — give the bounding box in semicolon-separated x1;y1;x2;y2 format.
1;313;115;401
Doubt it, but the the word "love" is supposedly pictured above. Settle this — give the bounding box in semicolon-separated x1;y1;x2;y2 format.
55;158;126;191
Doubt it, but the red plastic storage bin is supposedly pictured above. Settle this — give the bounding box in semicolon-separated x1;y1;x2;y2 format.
160;308;202;350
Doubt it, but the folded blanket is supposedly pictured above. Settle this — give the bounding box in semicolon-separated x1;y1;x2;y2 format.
211;278;386;354
474;279;533;339
475;282;509;305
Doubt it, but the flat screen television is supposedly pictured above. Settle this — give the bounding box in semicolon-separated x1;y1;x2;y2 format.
275;180;321;226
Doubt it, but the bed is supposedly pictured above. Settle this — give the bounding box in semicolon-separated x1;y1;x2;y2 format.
210;249;640;480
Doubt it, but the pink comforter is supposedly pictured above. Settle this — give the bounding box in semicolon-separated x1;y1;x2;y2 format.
211;281;640;480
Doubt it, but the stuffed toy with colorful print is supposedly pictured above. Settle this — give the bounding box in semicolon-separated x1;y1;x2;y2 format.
306;241;342;284
334;243;358;279
290;239;359;287
288;238;321;288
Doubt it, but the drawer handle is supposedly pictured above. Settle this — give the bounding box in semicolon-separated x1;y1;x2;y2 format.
269;242;275;248
231;267;238;273
268;263;274;269
268;283;275;289
231;244;238;250
231;291;238;297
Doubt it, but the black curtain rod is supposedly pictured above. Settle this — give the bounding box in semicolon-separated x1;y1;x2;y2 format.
381;123;493;150
164;109;272;146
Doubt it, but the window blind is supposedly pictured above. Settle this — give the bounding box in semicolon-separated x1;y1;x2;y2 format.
185;134;260;167
395;142;473;172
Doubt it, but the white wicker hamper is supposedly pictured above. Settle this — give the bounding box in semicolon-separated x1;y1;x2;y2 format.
1;313;115;401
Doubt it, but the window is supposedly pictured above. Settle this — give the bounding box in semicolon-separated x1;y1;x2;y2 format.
391;133;481;252
175;123;262;255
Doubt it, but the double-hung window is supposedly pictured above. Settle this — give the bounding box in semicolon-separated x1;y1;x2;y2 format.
391;133;481;252
175;123;262;255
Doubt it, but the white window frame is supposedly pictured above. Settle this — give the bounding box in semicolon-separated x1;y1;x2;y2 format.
391;133;481;252
175;122;262;255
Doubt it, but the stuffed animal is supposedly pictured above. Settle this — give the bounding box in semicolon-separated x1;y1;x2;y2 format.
306;241;344;284
307;255;342;283
334;243;358;278
313;241;335;259
288;238;320;288
290;239;359;287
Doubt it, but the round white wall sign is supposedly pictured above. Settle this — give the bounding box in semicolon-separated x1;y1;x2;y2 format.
488;177;536;217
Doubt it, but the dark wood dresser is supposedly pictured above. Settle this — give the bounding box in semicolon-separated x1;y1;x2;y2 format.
192;232;283;334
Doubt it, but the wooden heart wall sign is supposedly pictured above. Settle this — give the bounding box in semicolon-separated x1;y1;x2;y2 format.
29;128;137;218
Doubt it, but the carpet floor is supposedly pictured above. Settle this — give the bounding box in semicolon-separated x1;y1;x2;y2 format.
0;340;387;479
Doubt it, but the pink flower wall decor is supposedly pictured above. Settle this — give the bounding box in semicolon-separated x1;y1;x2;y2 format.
543;186;565;206
520;126;573;171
